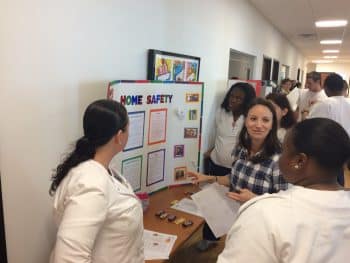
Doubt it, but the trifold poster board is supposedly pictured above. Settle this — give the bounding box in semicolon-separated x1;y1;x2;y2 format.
107;80;204;193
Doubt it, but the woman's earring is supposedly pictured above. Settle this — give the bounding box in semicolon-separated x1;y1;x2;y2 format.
294;164;300;169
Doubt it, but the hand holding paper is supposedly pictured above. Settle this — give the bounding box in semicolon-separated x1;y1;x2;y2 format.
226;188;257;204
187;171;211;185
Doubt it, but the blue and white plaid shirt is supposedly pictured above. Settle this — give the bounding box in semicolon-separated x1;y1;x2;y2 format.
230;146;289;195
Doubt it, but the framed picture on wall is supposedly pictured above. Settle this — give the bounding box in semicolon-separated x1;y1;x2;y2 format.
147;49;200;81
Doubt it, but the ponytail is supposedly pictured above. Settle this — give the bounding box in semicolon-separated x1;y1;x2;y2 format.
49;137;96;195
49;99;128;196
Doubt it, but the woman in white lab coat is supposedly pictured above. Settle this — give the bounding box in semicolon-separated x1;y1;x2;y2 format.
49;99;143;263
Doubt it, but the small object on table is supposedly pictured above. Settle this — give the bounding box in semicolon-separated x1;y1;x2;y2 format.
182;220;193;227
170;199;179;206
167;214;177;222
155;210;165;217
174;217;186;225
159;213;169;219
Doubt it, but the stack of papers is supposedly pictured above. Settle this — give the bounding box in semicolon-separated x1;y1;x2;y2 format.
191;183;240;238
144;230;177;260
171;197;203;217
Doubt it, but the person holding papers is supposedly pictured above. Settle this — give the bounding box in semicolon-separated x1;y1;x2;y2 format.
189;98;288;250
217;118;350;263
49;100;144;263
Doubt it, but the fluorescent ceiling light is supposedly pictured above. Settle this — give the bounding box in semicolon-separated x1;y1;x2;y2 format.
312;60;333;63
324;56;338;59
322;50;339;53
315;20;348;28
320;39;342;44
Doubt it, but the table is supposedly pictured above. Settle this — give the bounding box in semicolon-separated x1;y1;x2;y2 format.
144;184;204;262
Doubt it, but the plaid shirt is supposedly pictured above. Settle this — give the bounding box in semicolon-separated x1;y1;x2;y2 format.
230;146;289;195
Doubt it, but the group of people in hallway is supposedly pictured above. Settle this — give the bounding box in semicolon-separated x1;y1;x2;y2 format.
48;70;350;263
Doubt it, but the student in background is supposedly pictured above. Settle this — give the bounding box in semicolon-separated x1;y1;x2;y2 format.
308;73;350;136
206;82;256;177
217;118;350;263
278;78;292;95
49;100;144;263
308;73;350;186
266;93;296;142
191;98;288;251
296;71;327;121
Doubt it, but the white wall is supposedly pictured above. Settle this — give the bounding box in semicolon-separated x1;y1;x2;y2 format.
316;63;350;81
0;0;305;262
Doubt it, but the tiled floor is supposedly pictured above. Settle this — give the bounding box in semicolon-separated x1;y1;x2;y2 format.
169;226;225;263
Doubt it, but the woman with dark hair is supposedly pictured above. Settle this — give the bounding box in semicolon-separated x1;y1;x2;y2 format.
206;82;256;176
218;118;350;263
190;98;288;250
50;100;144;263
198;82;255;250
266;93;296;142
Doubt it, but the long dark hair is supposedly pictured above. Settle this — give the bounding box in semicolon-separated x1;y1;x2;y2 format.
221;82;256;113
49;99;128;195
266;93;296;129
291;118;350;172
238;98;281;163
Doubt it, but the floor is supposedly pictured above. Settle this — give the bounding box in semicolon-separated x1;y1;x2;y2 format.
169;226;225;263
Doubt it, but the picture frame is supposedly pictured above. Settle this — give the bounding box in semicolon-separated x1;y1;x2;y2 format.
147;49;200;81
174;167;187;181
174;144;185;158
184;128;198;138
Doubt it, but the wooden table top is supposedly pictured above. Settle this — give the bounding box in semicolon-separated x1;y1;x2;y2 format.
144;184;204;262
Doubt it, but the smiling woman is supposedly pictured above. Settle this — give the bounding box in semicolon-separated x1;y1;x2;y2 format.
188;98;288;250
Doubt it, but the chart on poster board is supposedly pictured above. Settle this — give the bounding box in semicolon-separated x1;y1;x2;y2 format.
107;80;204;193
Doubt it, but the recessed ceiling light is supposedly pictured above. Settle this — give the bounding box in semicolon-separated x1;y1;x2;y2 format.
322;50;340;53
324;56;338;59
320;39;342;44
312;60;333;63
315;20;348;28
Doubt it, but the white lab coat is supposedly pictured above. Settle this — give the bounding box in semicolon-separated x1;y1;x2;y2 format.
50;160;144;263
308;96;350;136
217;185;350;263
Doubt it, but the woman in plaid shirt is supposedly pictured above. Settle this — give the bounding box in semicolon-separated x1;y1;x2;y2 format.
190;98;288;201
189;98;289;250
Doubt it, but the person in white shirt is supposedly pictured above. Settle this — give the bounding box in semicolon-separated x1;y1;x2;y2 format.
296;71;327;121
218;118;350;263
49;100;144;263
208;82;256;176
201;82;256;249
308;73;350;136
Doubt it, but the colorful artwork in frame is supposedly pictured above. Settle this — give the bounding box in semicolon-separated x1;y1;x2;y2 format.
148;49;200;82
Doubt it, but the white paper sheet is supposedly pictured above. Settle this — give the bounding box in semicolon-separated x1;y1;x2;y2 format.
191;183;240;238
147;149;165;186
124;111;145;150
171;198;203;217
287;88;301;111
121;156;142;191
149;109;167;144
144;229;177;260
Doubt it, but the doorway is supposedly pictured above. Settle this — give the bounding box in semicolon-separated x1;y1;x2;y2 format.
262;56;272;80
228;49;256;80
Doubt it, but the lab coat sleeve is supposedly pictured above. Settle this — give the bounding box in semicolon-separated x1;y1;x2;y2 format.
307;101;329;119
217;203;278;263
51;181;109;263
